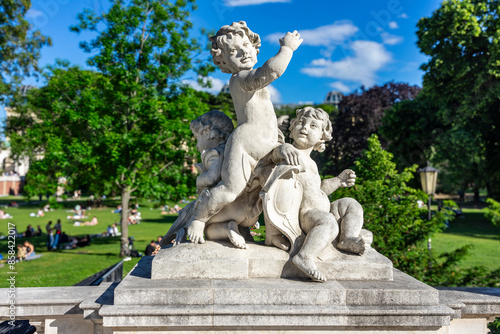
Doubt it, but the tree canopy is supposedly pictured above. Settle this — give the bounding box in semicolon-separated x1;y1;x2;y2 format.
320;82;420;176
416;0;500;197
8;0;211;256
331;135;500;286
0;0;50;101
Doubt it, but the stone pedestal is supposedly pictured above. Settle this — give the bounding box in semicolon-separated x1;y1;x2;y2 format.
151;240;393;281
96;241;477;333
102;255;453;332
2;241;500;333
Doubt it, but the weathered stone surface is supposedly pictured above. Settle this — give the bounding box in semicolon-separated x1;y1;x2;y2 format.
1;266;500;333
0;286;99;317
102;256;454;331
438;287;500;319
339;269;439;306
80;282;117;320
152;240;392;281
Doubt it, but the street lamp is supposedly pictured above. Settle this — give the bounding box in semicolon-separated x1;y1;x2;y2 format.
419;166;438;220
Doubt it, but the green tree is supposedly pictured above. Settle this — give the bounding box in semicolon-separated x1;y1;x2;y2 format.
9;0;211;256
381;96;442;171
72;0;211;256
330;135;449;282
329;135;500;286
485;198;500;227
417;0;500;198
0;0;51;101
322;82;420;177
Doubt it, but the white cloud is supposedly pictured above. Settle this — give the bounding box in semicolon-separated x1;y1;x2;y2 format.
265;21;358;47
301;40;392;87
398;13;409;19
381;32;403;45
389;21;399;29
26;8;44;18
329;81;351;93
223;0;290;6
183;77;226;94
267;85;282;104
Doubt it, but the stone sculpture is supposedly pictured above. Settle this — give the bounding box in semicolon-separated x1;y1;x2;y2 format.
185;21;303;245
160;21;366;282
263;107;365;282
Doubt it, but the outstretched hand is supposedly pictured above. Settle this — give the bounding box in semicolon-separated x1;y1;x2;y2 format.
280;30;303;51
338;169;356;187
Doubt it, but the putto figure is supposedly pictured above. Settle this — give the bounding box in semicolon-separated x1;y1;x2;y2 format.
186;21;303;244
160;110;234;246
269;107;365;282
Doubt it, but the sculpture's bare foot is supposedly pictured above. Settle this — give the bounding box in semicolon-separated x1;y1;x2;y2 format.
265;235;290;251
292;254;326;282
337;237;365;255
187;220;206;244
227;221;247;249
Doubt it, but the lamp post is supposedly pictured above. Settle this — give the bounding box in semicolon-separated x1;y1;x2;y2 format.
419;166;438;220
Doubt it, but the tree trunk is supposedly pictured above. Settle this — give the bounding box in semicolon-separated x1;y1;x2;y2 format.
486;181;493;199
473;187;480;203
119;186;131;257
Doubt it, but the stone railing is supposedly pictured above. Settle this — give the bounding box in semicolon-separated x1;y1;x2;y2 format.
1;256;499;334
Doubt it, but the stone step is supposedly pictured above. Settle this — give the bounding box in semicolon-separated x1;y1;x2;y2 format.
115;257;436;308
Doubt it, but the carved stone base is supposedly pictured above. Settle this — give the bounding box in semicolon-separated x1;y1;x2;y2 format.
2;257;500;333
101;256;455;332
151;239;393;281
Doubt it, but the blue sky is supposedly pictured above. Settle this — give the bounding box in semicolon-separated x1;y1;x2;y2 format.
14;0;443;109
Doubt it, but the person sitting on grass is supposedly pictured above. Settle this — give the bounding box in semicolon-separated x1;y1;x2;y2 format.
145;240;156;256
24;241;36;259
0;209;12;219
112;205;122;214
85;216;98;226
16;244;26;261
112;223;119;236
24;224;34;238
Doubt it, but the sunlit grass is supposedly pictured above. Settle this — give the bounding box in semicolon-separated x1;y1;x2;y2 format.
431;207;500;270
0;198;177;287
1;197;497;287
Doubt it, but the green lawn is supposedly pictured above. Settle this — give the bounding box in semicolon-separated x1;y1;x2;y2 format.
431;206;500;271
1;197;498;288
0;197;178;288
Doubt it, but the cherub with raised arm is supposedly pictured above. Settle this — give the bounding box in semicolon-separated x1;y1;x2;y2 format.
186;21;303;244
273;106;365;282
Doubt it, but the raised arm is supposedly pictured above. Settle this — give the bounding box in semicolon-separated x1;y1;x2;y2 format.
321;169;356;196
238;31;302;92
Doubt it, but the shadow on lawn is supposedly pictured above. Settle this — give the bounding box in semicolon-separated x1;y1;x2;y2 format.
141;216;177;223
442;211;500;241
57;250;119;257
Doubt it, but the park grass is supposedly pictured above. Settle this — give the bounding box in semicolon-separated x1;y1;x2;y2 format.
431;207;500;271
0;198;178;288
0;197;498;287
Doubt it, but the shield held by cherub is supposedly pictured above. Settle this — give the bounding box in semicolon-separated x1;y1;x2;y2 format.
261;164;304;253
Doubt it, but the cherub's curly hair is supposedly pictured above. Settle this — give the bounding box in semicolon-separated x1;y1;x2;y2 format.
190;110;234;143
209;21;261;74
289;107;333;152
